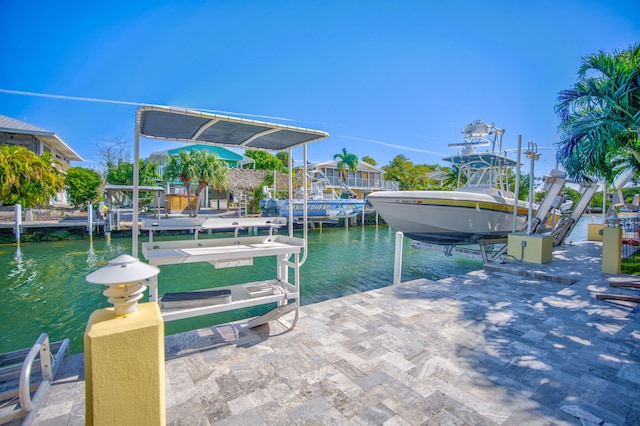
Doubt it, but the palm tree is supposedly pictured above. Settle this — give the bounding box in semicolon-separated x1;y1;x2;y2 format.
381;155;412;189
164;150;198;216
555;44;640;183
442;165;463;189
333;148;359;181
164;150;229;216
193;150;227;215
361;155;377;166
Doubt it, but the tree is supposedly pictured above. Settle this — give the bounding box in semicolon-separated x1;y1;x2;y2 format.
164;149;228;216
192;150;228;215
333;148;359;180
95;135;131;176
106;159;160;207
403;163;439;190
105;159;159;187
361;155;377;166
245;150;285;172
164;150;197;216
275;151;290;169
442;165;463;189
555;44;640;183
0;145;65;207
65;167;103;207
381;155;412;189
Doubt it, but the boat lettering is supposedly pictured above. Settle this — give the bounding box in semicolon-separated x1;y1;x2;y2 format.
395;199;423;204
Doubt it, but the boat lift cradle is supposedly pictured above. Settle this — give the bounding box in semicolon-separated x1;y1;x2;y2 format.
132;106;329;330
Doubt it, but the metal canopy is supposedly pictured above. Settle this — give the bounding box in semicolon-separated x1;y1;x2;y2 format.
136;105;329;151
442;152;519;169
131;105;330;257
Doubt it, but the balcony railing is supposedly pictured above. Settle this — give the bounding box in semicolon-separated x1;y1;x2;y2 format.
324;176;399;191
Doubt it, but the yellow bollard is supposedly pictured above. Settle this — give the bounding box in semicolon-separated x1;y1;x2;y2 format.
84;303;165;425
601;226;622;274
84;255;164;425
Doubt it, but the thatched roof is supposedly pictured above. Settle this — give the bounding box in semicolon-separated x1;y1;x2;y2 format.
226;169;290;192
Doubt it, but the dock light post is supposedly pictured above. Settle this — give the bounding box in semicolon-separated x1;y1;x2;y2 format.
84;255;165;425
605;194;620;227
86;254;159;315
525;142;540;234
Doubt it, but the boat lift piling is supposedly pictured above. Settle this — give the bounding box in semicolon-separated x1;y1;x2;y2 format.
13;204;21;244
393;232;403;285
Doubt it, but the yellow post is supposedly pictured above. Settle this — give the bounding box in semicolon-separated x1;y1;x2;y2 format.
601;226;622;274
587;223;605;241
84;303;165;425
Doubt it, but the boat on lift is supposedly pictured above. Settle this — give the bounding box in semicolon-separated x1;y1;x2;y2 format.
260;166;366;221
261;191;365;221
366;120;531;245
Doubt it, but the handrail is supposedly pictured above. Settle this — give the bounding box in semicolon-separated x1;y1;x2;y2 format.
17;333;69;413
19;333;49;411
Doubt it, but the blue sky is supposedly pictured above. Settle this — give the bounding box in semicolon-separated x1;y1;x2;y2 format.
1;1;639;176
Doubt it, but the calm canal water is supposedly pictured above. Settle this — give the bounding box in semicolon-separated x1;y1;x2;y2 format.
0;218;592;354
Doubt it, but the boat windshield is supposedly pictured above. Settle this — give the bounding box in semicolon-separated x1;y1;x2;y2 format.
460;167;514;197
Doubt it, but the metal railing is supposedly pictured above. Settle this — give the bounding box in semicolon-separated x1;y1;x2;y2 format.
0;333;70;424
323;176;399;191
620;217;640;273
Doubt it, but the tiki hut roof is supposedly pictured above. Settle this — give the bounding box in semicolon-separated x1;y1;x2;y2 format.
227;169;290;192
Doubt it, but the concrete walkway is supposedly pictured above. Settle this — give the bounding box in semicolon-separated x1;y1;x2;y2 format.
30;241;640;425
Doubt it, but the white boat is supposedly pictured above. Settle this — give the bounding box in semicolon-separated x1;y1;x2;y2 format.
367;120;531;245
261;197;366;220
260;167;366;221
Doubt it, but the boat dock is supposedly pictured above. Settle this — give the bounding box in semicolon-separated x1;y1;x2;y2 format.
25;240;640;425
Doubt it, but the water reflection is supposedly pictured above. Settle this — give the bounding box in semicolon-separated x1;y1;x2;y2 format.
87;238;98;269
0;218;593;355
8;245;25;279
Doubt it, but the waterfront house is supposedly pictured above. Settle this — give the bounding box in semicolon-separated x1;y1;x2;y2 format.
0;113;83;205
302;160;399;199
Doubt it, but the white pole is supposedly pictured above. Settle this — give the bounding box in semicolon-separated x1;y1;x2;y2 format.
132;111;141;257
14;204;21;244
526;142;537;234
393;232;404;285
87;203;93;236
512;135;522;232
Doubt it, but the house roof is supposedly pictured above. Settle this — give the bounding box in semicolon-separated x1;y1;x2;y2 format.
312;159;382;172
0;114;83;161
148;144;254;166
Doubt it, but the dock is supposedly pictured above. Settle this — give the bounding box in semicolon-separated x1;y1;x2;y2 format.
26;241;640;425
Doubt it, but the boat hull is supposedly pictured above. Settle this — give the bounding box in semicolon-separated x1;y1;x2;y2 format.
260;198;366;219
367;191;529;245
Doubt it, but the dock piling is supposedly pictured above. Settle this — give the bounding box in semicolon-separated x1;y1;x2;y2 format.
393;231;403;284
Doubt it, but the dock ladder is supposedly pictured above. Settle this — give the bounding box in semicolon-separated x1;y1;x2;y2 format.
0;334;69;425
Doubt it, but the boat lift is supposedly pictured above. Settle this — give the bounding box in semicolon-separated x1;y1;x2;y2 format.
411;168;598;263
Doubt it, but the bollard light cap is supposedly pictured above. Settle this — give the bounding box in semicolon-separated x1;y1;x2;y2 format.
86;255;159;284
